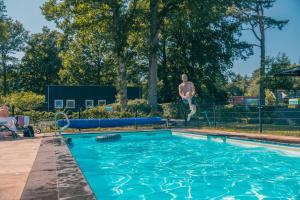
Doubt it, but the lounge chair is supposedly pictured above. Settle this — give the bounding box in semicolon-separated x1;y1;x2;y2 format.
0;116;33;139
0;117;18;139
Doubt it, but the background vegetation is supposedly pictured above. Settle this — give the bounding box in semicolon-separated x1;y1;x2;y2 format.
0;0;299;122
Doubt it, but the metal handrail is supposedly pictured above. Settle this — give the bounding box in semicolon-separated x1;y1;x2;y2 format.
55;112;70;135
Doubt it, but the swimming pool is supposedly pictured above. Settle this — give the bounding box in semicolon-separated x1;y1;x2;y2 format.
64;130;300;199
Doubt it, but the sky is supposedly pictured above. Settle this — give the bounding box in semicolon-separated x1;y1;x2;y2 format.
3;0;300;75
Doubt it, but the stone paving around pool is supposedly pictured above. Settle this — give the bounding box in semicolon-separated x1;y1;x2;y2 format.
20;137;95;200
0;134;95;200
0;138;41;200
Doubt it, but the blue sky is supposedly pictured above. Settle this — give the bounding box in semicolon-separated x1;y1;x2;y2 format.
3;0;300;75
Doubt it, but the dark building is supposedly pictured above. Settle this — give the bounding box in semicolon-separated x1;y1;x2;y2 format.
45;85;142;111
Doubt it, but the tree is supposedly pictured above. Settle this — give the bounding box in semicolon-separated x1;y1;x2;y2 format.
18;27;62;93
3;91;44;112
227;73;250;97
265;54;296;92
0;0;28;95
246;69;260;97
42;0;141;110
245;54;297;103
230;0;289;105
156;0;252;104
148;0;180;110
0;0;5;37
58;31;115;85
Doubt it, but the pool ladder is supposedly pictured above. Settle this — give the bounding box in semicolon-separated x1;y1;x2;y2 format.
55;112;70;135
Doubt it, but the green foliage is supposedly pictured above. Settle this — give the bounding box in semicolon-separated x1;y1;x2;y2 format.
58;32;115;85
22;110;55;123
76;99;160;119
266;54;297;91
78;106;111;119
161;102;185;119
0;0;28;95
245;69;260;97
42;0;143;109
18;27;62;93
2;91;45;113
244;54;298;102
157;0;252;104
0;0;293;113
265;89;276;106
229;0;289;104
227;73;250;97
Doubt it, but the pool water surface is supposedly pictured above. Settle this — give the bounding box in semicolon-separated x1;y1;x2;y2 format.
65;131;300;199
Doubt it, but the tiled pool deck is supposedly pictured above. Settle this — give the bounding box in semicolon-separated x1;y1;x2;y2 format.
0;135;94;200
1;129;300;200
0;138;41;200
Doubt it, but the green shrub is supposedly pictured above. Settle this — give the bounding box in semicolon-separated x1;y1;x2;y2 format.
3;92;45;113
127;99;152;115
22;110;55;123
161;102;186;119
79;106;110;119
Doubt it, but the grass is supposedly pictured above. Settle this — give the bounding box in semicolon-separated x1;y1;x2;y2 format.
201;123;300;137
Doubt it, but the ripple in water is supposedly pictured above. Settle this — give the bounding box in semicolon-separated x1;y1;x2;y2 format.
68;132;300;199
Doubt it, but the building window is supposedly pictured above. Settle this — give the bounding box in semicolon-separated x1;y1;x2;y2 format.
54;100;63;109
66;100;75;109
98;100;106;106
85;100;94;108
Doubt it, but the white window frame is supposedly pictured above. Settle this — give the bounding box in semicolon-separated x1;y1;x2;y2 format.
98;99;107;106
66;100;75;109
85;100;94;108
54;100;64;109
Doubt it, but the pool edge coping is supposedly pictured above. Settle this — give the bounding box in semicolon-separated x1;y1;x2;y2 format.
62;128;300;146
173;128;300;147
21;136;96;200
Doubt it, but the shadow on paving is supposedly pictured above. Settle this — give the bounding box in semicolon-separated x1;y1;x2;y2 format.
21;137;95;200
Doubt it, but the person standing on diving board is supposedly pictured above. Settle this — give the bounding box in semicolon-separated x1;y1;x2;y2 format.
178;74;197;121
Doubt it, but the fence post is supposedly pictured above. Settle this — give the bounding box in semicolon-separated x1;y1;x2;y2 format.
135;105;138;129
213;104;216;128
78;106;81;119
259;100;263;133
11;105;15;116
184;104;188;127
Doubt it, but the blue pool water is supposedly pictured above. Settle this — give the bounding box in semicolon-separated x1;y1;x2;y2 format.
65;131;300;199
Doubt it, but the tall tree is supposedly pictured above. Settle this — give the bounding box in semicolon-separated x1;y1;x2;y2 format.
42;0;140;109
230;0;288;105
148;0;180;110
58;31;114;85
18;27;62;93
157;0;252;104
0;0;28;95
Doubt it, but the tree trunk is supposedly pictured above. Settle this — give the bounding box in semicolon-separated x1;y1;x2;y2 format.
112;1;127;110
161;36;171;102
96;56;101;85
148;0;159;110
259;6;266;106
117;54;127;109
259;32;265;106
1;55;7;96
